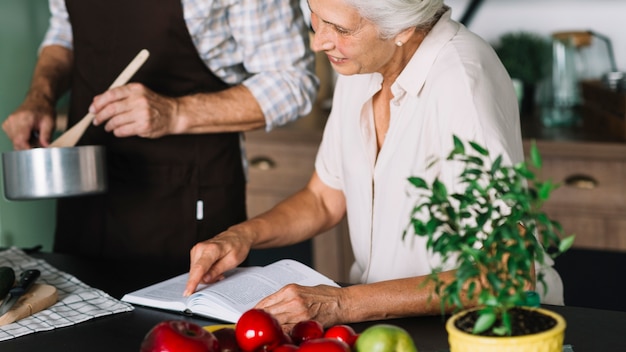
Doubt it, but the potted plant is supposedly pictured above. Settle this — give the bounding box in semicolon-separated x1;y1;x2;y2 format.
406;136;574;352
494;31;551;114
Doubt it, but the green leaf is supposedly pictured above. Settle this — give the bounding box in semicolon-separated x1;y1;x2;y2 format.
482;294;499;307
408;176;428;189
469;141;489;156
432;179;448;199
467;156;484;167
490;155;503;175
426;218;442;236
492;325;509;336
514;164;535;180
461;168;483;178
538;180;556;200
467;281;476;300
530;140;542;168
452;135;465;155
501;310;512;335
472;311;496;334
559;235;576;253
426;156;440;170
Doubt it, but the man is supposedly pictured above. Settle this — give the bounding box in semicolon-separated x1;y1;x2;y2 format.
2;0;318;267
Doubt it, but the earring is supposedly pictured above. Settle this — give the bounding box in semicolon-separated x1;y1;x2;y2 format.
396;41;403;47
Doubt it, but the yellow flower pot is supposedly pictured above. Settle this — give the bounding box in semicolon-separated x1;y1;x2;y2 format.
446;308;566;352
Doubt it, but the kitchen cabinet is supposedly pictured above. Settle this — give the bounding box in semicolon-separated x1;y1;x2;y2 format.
244;126;354;283
522;106;626;252
524;139;626;251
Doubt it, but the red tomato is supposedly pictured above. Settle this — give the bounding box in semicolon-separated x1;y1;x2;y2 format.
290;320;324;345
323;324;359;347
298;338;350;352
235;309;284;352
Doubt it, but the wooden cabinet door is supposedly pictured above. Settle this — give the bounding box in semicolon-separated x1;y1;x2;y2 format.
525;140;626;251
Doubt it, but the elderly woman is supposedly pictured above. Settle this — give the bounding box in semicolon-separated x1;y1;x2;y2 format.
185;0;563;329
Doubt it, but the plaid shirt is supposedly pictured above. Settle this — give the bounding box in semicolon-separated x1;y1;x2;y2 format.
42;0;319;130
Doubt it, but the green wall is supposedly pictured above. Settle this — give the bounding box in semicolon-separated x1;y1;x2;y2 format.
0;0;55;250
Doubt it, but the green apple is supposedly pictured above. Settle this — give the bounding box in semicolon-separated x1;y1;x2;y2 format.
355;324;418;352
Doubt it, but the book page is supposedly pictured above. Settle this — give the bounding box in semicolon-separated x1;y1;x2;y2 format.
122;259;338;323
120;273;191;312
188;259;338;322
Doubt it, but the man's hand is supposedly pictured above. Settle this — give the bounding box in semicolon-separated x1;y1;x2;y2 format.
2;100;56;150
90;83;180;138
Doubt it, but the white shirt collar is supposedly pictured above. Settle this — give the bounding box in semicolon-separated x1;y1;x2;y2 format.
396;9;460;98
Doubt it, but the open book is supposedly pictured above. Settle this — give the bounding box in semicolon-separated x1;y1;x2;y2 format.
121;259;339;323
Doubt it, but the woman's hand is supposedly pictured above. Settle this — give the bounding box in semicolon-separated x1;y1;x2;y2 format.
184;229;254;297
255;284;347;331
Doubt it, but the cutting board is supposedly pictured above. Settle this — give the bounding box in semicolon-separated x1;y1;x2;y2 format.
0;284;58;326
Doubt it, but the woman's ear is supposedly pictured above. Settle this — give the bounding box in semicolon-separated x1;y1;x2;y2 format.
394;27;417;46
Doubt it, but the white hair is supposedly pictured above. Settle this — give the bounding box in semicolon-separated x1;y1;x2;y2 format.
343;0;447;39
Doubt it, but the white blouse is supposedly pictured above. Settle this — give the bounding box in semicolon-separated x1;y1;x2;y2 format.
315;10;563;304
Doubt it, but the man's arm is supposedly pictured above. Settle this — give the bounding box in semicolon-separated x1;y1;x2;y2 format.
172;84;267;133
2;45;73;148
24;45;73;108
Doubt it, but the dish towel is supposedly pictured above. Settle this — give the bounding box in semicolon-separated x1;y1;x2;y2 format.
0;247;134;341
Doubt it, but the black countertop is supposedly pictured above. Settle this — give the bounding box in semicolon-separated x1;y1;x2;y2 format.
0;251;624;351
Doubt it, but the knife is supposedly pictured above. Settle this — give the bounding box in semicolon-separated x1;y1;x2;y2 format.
0;269;40;317
0;266;15;301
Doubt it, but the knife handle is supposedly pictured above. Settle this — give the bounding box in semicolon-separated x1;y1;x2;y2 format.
0;267;15;300
0;284;58;326
10;269;41;295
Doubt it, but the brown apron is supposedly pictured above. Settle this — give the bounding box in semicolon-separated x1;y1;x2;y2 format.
55;0;247;266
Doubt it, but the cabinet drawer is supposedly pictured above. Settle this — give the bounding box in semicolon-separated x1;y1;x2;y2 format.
541;211;607;249
244;129;321;196
542;210;626;251
538;157;626;212
522;140;626;252
247;142;316;194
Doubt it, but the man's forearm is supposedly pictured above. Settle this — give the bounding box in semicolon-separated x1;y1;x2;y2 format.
25;45;73;106
175;84;267;134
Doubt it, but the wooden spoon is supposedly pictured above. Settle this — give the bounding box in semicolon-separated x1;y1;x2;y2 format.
49;49;150;148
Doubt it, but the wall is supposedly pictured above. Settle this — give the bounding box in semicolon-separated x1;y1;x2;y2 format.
447;0;626;74
0;0;56;250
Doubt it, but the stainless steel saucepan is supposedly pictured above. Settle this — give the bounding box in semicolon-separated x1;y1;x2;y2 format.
1;50;150;200
2;145;106;200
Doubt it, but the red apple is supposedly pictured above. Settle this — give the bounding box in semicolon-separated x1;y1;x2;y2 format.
290;320;324;345
323;324;359;347
212;327;241;352
298;338;351;352
140;320;219;352
235;309;284;352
